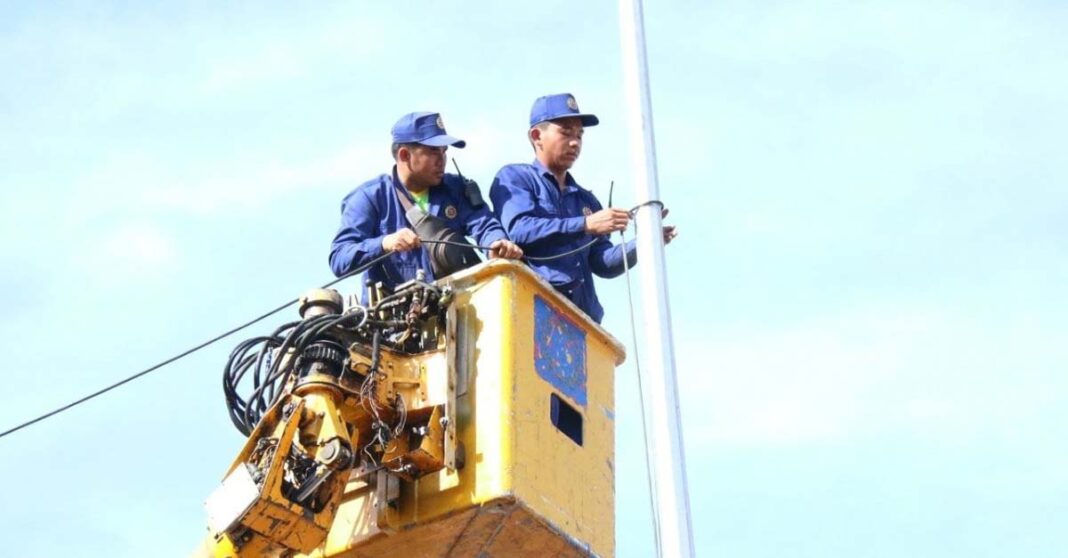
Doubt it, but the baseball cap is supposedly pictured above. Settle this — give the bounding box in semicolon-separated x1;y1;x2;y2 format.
391;112;466;148
529;93;600;128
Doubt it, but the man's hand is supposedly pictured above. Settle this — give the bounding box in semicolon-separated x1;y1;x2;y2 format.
663;225;678;245
382;228;421;252
489;239;523;259
585;208;631;235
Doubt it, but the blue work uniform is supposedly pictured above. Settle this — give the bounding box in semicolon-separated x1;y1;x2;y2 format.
490;160;636;323
329;167;508;299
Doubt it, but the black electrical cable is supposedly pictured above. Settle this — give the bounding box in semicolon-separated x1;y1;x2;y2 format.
0;201;667;441
422;236;610;262
0;250;396;441
226;309;367;436
521;239;603;261
419;200;663;262
222;291;399;437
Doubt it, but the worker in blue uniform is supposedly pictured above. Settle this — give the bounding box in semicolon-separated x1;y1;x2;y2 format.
489;94;676;323
329;112;522;298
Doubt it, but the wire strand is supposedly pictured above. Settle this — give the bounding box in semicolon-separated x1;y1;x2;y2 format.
0;202;665;440
419;200;664;263
629;200;665;218
419;237;602;262
620;222;664;558
0;250;395;440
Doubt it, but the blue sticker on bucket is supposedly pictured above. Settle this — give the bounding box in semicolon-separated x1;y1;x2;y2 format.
534;295;587;407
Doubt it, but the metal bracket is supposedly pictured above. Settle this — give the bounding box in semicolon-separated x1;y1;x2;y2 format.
374;469;401;532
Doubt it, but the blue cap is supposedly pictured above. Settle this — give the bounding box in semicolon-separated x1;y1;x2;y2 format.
529;93;599;128
391;112;466;148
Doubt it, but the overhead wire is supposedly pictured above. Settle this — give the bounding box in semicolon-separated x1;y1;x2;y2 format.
419;237;602;262
609;178;666;557
0;250;395;440
421;200;660;262
1;190;671;558
619;200;665;558
0;202;662;441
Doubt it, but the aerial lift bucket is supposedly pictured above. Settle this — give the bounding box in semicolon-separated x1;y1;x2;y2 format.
310;260;624;558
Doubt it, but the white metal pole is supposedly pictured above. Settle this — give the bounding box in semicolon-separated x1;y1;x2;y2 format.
617;0;696;556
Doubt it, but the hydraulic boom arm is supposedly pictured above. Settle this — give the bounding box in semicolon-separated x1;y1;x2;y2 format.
198;277;458;557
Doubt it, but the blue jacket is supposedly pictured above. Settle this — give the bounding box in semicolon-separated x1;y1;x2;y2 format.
329;168;508;297
490;160;635;323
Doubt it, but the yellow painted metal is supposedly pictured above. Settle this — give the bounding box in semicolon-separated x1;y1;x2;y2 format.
308;260;625;557
203;530;280;558
203;388;352;556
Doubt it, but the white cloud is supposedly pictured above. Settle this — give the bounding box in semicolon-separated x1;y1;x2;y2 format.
674;304;1067;448
136;141;381;216
76;221;180;283
193;15;387;95
700;0;1056;65
199;44;305;94
42;138;383;225
452;118;529;183
677;315;899;446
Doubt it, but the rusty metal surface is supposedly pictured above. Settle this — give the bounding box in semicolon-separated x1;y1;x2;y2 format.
329;499;595;558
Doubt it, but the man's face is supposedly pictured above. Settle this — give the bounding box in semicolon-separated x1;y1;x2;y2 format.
534;117;584;172
402;144;448;189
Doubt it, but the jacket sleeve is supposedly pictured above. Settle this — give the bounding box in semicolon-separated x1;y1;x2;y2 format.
588;237;638;278
489;168;587;250
329;189;388;277
460;196;509;250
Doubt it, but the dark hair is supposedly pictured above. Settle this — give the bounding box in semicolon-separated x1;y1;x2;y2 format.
529;121;551;149
391;142;420;160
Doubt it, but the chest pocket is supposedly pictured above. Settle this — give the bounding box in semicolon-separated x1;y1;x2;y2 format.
559;189;595;220
534;184;565;214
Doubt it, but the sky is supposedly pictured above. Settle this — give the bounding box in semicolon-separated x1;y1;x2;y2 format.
1;1;1066;556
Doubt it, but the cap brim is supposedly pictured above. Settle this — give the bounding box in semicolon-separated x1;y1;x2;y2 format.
577;113;599;127
418;134;466;148
532;113;600;128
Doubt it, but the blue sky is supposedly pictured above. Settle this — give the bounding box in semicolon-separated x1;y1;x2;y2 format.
1;1;1066;556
